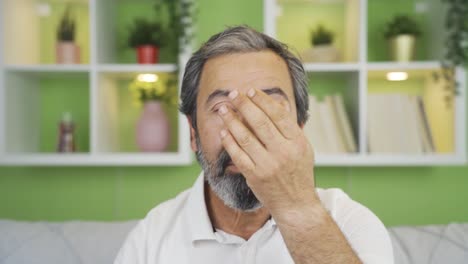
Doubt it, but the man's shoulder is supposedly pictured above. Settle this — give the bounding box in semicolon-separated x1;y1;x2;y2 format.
315;187;351;204
315;187;366;219
145;188;192;221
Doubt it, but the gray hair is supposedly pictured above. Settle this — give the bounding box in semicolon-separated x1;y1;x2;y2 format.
179;25;309;128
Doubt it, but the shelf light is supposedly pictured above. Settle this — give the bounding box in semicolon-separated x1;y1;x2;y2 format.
36;3;51;17
386;71;408;81
137;73;158;83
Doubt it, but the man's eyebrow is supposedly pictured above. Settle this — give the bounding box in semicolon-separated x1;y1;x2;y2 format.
206;89;231;105
205;87;289;106
262;87;289;101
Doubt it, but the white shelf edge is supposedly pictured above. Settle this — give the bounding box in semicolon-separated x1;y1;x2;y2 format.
303;63;360;72
4;64;90;72
0;1;4;155
366;61;442;70
0;152;193;166
315;153;467;166
97;64;178;73
1;152;464;167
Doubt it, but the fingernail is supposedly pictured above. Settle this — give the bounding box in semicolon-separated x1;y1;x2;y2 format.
228;90;238;100
247;88;256;98
220;129;227;138
218;105;228;115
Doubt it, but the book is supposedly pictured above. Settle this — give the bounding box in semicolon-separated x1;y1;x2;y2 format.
332;94;357;152
319;96;347;153
304;95;328;153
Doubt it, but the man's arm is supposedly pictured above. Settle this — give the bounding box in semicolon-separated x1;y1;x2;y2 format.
217;88;363;263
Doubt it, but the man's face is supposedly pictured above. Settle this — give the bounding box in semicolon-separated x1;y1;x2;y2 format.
191;50;297;211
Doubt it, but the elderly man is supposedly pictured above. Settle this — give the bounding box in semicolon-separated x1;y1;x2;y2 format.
114;26;393;264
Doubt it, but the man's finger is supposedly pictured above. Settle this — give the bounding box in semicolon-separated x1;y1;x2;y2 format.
227;90;284;147
218;104;269;163
247;88;301;140
219;129;256;175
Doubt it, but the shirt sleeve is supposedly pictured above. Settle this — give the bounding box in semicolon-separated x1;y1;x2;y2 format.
113;219;148;264
330;191;394;264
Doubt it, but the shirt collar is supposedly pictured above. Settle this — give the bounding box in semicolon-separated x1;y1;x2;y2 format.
185;171;277;242
186;171;217;242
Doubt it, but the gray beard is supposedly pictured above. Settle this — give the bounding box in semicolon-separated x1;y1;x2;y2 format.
195;136;262;212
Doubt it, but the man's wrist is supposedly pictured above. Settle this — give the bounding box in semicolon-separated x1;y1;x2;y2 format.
271;191;326;227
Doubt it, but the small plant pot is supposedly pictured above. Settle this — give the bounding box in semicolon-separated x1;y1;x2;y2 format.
301;45;341;62
388;34;416;62
56;42;80;64
136;45;159;64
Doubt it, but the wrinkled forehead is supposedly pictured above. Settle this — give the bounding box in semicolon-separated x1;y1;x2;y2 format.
196;51;295;105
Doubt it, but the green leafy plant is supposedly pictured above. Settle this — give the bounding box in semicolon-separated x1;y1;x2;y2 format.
310;25;334;46
128;18;165;48
126;0;196;58
129;74;178;106
442;0;468;68
153;0;197;56
384;15;421;39
433;0;468;102
57;6;75;42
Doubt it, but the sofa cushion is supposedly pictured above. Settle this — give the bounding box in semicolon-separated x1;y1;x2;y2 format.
388;223;468;264
0;220;138;264
1;219;468;263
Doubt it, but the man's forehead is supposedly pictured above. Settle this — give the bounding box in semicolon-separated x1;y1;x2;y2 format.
197;51;293;99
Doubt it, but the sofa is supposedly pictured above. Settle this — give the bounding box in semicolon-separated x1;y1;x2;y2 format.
0;219;467;264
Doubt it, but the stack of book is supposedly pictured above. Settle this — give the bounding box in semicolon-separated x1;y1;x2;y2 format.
303;94;357;154
367;93;435;154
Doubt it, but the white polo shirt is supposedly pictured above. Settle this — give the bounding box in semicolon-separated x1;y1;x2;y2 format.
114;173;394;264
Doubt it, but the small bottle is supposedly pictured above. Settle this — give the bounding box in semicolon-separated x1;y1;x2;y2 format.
57;112;76;152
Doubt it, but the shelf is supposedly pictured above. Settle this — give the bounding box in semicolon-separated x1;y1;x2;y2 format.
95;0;178;64
366;67;464;156
315;153;466;166
0;152;192;166
367;0;444;62
97;64;178;73
367;61;441;71
0;0;465;166
2;0;90;65
265;0;360;63
4;64;90;73
2;70;90;154
94;71;183;154
264;0;466;166
303;63;360;72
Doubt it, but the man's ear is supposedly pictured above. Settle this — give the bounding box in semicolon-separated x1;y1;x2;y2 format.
187;116;198;152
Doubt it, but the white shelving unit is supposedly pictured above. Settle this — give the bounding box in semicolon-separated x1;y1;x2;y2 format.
264;0;466;166
0;0;465;166
0;0;192;166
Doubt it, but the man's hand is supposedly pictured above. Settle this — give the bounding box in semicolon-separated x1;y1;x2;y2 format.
217;88;362;264
217;88;318;221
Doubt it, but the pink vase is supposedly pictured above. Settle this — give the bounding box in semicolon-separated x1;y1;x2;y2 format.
136;101;170;152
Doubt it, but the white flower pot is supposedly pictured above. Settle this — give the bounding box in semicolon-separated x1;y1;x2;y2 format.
301;45;341;63
388;34;416;62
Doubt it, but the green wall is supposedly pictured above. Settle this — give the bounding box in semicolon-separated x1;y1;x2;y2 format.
1;0;468;227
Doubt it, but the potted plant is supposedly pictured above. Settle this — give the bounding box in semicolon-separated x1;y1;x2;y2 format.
301;24;341;62
129;73;178;152
128;18;165;64
153;0;196;59
384;15;421;61
435;0;468;98
56;6;80;64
